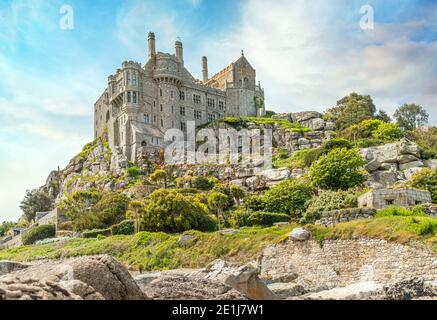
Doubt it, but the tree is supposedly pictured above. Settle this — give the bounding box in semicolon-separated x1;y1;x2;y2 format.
0;221;15;237
408;168;437;204
413;126;437;159
149;168;175;188
128;200;147;234
19;189;55;222
207;192;229;230
375;109;391;122
309;148;366;190
230;185;245;205
263;178;314;218
394;104;429;131
327;93;376;130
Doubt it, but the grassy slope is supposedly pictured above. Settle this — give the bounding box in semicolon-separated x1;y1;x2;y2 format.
1;216;436;271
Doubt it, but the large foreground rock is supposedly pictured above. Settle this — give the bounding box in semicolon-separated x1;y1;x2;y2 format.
0;278;82;300
139;275;247;300
0;260;30;276
0;255;146;300
204;260;275;300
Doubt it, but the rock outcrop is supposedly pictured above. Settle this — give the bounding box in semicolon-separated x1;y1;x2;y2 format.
0;255;146;300
0;260;30;276
360;139;432;188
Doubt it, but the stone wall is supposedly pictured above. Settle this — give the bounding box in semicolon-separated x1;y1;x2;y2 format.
260;239;437;293
315;208;376;226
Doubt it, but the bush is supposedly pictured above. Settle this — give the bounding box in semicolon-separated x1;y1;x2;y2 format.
375;206;426;217
142;189;218;233
244;195;265;211
126;166;143;178
339;119;403;145
413;127;437;160
408;168;437;204
303;190;358;223
309;148;366;190
192;176;216;191
22;224;56;245
247;212;289;226
111;220;135;235
225;208;252;228
263;178;314;218
82;228;111;238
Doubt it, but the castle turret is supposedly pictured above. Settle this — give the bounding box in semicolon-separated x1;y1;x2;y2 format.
148;32;156;60
202;56;208;83
175;40;183;65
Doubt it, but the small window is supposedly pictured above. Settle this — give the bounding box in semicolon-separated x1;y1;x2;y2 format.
193;94;201;104
160;119;163;127
132;72;137;86
144;114;150;124
133;91;137;103
180;121;187;132
179;91;185;100
126;71;131;85
415;201;422;205
160;88;163;97
180;106;185;116
171;91;173;98
141;140;147;147
160;104;163;112
386;200;394;205
127;91;132;103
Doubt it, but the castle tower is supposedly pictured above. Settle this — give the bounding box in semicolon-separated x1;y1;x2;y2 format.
148;32;156;60
175;40;183;65
202;56;208;83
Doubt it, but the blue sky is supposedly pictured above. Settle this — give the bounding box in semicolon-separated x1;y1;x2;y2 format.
0;0;436;222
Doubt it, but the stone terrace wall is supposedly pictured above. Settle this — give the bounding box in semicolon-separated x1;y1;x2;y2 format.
260;239;437;292
315;208;376;226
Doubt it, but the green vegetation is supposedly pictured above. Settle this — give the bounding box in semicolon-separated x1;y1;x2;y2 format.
394;103;429;131
339;119;403;146
111;220;135;235
325;92;376;130
0;221;15;237
408;168;437;203
82;228;111;238
2;216;437;270
60;190;128;231
263;178;314;218
22;224;56;245
19;189;55;222
303;189;358;223
247;212;289;226
222;116;311;133
309;148;366;190
375;205;426;218
413;127;437;160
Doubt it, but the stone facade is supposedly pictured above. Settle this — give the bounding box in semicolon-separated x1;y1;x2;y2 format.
94;32;265;162
358;188;432;210
260;239;437;293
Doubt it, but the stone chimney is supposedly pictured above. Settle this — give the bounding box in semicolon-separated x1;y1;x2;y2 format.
175;40;183;65
202;56;208;83
148;32;156;60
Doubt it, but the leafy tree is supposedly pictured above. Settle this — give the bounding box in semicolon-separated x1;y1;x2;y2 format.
142;189;216;232
230;185;245;206
339;119;402;143
327;93;376;130
309;148;366;190
413;126;437;160
207;191;229;230
263;178;314;218
19;189;55;222
375;110;391;122
192;176;217;191
92;192;129;227
394;104;429;130
408;168;437;204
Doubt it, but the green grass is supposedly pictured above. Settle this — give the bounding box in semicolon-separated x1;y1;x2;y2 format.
1;216;436;270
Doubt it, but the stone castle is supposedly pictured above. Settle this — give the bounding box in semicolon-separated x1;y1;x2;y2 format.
94;32;266;162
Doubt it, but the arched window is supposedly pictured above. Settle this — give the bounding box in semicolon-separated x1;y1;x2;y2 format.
238;79;242;87
106;110;110;122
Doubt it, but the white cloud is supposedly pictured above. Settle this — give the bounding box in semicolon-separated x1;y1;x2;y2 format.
202;0;437;122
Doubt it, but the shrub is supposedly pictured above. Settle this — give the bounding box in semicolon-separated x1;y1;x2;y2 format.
126;166;143;178
339;119;402;145
375;205;426;217
225;208;252;228
309;148;366;190
244;195;265;211
82;228;111;238
408;168;437;204
192;176;216;191
22;224;56;245
247;212;289;226
142;189;217;233
111;220;135;235
263;178;314;218
413;127;437;160
303;190;358;223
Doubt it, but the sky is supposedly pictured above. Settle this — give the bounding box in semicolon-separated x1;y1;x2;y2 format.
0;0;436;222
